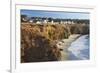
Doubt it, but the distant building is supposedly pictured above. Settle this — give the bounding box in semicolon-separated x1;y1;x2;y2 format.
43;19;48;24
21;15;89;25
29;19;34;23
36;21;42;24
51;20;54;24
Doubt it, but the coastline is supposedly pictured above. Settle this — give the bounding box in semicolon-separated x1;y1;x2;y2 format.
56;34;81;60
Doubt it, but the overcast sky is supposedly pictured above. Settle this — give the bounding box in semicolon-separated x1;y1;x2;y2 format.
21;9;90;19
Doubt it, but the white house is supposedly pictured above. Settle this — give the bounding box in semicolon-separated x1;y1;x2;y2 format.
51;20;54;24
43;19;48;24
29;19;34;23
36;21;41;24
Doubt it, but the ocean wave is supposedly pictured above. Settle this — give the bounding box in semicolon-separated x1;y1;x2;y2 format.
67;35;89;60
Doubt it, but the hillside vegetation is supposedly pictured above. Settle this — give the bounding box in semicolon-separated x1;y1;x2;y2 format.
21;23;89;63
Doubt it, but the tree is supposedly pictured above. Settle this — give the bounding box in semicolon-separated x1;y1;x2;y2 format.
21;15;28;22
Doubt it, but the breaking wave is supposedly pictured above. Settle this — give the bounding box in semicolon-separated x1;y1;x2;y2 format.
67;35;89;60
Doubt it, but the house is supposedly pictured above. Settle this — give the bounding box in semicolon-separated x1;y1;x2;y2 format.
36;21;42;24
29;19;34;23
51;20;54;24
43;19;48;24
60;21;68;24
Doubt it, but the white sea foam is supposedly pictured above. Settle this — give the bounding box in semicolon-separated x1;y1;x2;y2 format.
67;35;89;60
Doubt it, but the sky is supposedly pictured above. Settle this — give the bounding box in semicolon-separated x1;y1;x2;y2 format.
21;9;90;19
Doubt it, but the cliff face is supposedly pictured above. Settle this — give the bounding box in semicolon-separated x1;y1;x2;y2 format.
21;23;89;63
